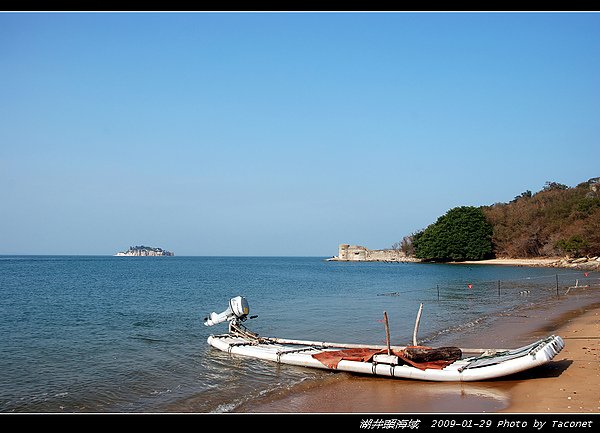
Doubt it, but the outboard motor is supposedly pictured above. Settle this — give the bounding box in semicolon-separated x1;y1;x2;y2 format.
204;296;250;327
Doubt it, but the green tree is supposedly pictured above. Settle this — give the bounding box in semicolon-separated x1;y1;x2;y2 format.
542;181;569;192
555;235;589;257
511;190;532;203
413;206;493;261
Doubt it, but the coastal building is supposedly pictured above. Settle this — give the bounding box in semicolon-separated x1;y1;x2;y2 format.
330;244;417;262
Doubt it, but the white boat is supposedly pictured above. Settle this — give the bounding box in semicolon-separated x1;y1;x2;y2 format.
204;297;565;382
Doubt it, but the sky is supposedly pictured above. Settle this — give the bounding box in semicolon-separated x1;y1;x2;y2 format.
1;12;599;256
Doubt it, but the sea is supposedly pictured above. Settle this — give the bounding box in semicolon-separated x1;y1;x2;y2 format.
0;255;597;413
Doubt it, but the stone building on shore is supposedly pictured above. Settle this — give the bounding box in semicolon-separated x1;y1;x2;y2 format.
328;244;419;262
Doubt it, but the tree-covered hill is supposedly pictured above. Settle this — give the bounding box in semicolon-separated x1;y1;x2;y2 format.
403;177;599;261
482;177;600;258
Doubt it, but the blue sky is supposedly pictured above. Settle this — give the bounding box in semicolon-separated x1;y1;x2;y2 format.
1;12;599;256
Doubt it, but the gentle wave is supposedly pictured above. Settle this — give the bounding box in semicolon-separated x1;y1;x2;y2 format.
0;256;596;413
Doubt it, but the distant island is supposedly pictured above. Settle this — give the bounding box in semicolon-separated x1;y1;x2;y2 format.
114;245;174;257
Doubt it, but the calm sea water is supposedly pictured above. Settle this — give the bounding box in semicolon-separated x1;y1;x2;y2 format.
0;256;595;413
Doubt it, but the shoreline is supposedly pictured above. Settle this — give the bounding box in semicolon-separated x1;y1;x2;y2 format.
455;257;599;271
498;304;599;413
455;258;562;267
231;288;600;414
329;256;600;271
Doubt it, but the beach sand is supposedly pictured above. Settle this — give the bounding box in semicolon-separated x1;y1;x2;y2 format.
498;305;599;413
456;258;562;267
233;290;600;414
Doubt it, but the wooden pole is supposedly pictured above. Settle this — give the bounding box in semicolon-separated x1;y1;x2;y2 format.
437;285;440;301
413;303;423;346
383;311;391;355
556;274;559;297
498;280;501;297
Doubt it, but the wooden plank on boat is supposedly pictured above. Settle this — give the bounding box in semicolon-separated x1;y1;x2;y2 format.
403;346;462;363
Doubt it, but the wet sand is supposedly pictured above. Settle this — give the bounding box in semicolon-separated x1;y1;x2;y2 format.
498;306;599;413
233;289;600;413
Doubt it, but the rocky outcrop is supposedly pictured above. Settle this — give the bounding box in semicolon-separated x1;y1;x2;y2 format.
550;256;600;271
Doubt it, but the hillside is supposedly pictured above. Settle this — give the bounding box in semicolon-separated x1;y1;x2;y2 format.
482;177;600;258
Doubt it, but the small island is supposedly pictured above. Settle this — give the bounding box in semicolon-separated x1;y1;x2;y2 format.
115;245;174;257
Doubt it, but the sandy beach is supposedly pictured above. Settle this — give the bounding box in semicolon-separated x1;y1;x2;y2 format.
456;258;563;267
498;305;599;413
233;288;600;414
456;257;600;271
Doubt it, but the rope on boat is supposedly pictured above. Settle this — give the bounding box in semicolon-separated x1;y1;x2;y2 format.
227;341;256;354
276;347;320;363
226;321;325;362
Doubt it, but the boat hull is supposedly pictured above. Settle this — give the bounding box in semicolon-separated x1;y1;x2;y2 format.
207;334;564;382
